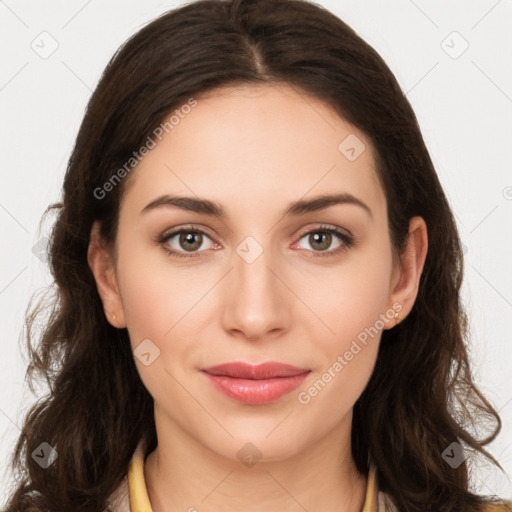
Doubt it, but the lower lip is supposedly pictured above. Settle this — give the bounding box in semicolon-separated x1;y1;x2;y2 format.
202;371;310;405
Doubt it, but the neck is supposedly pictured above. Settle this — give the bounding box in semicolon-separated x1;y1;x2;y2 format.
144;413;368;512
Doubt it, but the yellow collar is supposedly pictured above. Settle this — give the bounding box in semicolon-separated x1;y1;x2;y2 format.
126;438;386;512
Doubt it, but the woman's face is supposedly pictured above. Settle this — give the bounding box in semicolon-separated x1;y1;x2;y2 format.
96;84;406;461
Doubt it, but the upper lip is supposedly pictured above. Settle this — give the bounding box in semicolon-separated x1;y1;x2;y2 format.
202;362;311;380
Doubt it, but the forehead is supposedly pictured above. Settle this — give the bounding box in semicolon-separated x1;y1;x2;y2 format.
120;83;386;222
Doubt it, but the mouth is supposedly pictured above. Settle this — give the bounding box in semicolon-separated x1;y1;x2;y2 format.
201;362;311;405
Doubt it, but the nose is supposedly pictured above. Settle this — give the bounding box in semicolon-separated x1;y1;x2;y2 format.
221;240;291;342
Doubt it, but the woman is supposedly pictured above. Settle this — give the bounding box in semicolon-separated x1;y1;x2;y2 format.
4;0;511;511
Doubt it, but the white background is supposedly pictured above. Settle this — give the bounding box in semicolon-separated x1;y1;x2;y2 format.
1;0;511;506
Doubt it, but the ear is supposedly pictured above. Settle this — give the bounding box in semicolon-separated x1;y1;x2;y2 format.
384;216;428;328
87;221;126;328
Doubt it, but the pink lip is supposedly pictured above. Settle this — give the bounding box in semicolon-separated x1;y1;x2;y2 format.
201;362;311;405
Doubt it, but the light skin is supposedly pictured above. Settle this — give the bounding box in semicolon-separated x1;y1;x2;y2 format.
88;83;428;512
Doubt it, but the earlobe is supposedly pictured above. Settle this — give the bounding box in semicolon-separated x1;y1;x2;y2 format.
386;216;428;328
87;221;126;328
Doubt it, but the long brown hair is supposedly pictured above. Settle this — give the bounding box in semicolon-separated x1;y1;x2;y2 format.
4;1;508;511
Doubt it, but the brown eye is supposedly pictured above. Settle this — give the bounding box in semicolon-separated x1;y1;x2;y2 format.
308;231;333;251
158;227;216;258
294;226;354;257
178;231;204;252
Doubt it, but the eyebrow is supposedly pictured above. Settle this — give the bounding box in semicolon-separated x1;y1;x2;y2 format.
140;192;373;219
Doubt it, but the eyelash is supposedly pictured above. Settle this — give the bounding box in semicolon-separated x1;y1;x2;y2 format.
155;224;355;260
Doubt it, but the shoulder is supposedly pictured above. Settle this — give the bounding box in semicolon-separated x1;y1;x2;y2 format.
105;474;130;512
377;492;512;512
378;490;399;511
482;502;512;512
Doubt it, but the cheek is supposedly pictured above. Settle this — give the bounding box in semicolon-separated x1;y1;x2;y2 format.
295;242;393;351
115;244;205;400
294;239;393;410
296;267;389;417
115;234;206;341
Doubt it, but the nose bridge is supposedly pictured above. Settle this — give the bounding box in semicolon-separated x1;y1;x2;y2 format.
223;234;288;338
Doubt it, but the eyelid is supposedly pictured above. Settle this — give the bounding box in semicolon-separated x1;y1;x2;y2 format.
157;223;217;243
294;222;353;240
